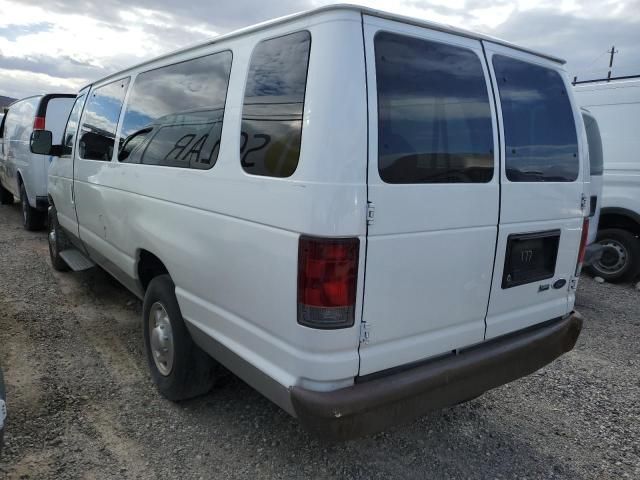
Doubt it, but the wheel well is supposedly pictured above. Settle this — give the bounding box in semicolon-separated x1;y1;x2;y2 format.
599;212;640;236
138;250;169;292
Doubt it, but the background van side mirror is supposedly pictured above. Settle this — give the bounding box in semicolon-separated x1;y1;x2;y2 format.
30;130;62;156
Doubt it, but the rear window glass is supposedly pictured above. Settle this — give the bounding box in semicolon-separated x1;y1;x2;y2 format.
375;32;494;184
582;113;603;176
80;78;129;161
241;31;311;178
119;50;232;169
493;55;578;182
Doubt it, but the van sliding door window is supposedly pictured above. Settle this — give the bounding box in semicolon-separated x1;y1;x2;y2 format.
118;50;232;169
241;31;311;178
375;32;494;184
492;55;578;182
79;79;130;161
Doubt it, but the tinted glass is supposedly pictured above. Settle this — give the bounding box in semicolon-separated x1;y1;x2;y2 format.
582;113;603;176
62;94;87;156
79;78;129;161
119;51;232;169
241;31;311;177
493;55;578;182
375;32;494;184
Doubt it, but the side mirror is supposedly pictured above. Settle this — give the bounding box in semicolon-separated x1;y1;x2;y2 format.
30;130;53;155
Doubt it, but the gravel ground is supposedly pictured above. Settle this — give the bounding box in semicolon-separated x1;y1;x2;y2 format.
0;201;638;479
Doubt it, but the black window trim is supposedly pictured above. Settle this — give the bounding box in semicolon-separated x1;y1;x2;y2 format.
373;29;496;185
240;29;312;179
61;91;89;158
116;49;234;171
79;76;131;162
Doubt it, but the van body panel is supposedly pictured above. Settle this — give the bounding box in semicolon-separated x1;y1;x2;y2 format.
482;42;587;340
359;16;500;374
69;12;368;390
575;80;640;235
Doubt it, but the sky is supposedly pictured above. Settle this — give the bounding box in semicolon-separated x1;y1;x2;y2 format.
0;0;639;99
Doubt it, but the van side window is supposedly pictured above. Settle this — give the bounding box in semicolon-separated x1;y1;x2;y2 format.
119;51;233;169
62;94;87;156
241;31;311;178
493;55;578;182
79;78;130;161
582;114;603;176
375;32;494;184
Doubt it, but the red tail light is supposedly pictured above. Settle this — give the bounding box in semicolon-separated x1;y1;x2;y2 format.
575;217;590;275
33;116;45;130
298;236;359;329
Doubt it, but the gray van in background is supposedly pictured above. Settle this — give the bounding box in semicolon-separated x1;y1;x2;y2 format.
0;94;75;230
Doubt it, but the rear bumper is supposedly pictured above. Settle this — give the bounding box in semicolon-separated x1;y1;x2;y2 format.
291;312;583;441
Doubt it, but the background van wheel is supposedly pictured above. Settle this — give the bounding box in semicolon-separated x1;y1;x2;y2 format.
0;367;6;457
20;183;45;231
0;183;13;205
588;228;640;283
48;206;70;271
143;274;216;401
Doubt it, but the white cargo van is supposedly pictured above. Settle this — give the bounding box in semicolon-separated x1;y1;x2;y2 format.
575;78;640;282
40;6;587;439
0;94;75;230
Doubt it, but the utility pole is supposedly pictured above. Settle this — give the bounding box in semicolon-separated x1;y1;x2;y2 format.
607;45;618;81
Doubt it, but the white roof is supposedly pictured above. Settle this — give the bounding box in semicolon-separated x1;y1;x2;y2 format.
86;3;565;89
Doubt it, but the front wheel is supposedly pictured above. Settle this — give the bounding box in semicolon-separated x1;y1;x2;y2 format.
143;275;217;401
588;228;640;283
48;206;70;271
20;183;45;231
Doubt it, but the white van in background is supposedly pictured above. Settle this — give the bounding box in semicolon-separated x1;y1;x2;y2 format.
40;6;587;439
575;77;640;282
581;108;604;264
0;94;75;230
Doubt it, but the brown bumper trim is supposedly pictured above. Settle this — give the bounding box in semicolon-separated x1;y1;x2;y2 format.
290;312;583;441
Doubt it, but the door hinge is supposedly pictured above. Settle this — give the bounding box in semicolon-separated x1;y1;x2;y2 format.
580;193;587;211
359;322;371;344
366;202;375;226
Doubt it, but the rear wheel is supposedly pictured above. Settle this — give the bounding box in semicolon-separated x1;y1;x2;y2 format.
48;206;70;271
143;274;217;401
0;183;13;205
589;228;640;283
0;368;6;456
20;183;45;231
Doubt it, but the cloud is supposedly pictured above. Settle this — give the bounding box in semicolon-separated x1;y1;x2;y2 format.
0;0;639;99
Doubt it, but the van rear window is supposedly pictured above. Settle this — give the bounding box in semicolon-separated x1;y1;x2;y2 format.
375;32;494;184
492;55;578;182
241;31;311;178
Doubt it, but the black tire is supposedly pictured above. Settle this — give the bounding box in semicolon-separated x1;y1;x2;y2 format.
0;183;13;205
48;206;70;272
143;275;216;401
20;183;46;231
588;228;640;283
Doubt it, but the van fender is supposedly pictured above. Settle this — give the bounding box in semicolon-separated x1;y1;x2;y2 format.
599;207;640;234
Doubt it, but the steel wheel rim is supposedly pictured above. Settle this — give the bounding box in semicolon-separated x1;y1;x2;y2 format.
148;302;175;376
595;240;627;276
48;221;57;253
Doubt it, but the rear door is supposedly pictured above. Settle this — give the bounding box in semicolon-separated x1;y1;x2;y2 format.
483;43;587;339
359;16;500;375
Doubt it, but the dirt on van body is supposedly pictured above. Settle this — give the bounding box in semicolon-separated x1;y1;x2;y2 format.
0;201;638;480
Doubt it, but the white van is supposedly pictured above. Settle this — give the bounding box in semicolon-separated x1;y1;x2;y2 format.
575;78;640;282
0;94;75;230
41;6;587;439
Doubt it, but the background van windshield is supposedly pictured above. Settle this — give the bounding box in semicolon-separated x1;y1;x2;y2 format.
493;55;579;182
582;113;603;176
375;32;494;184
